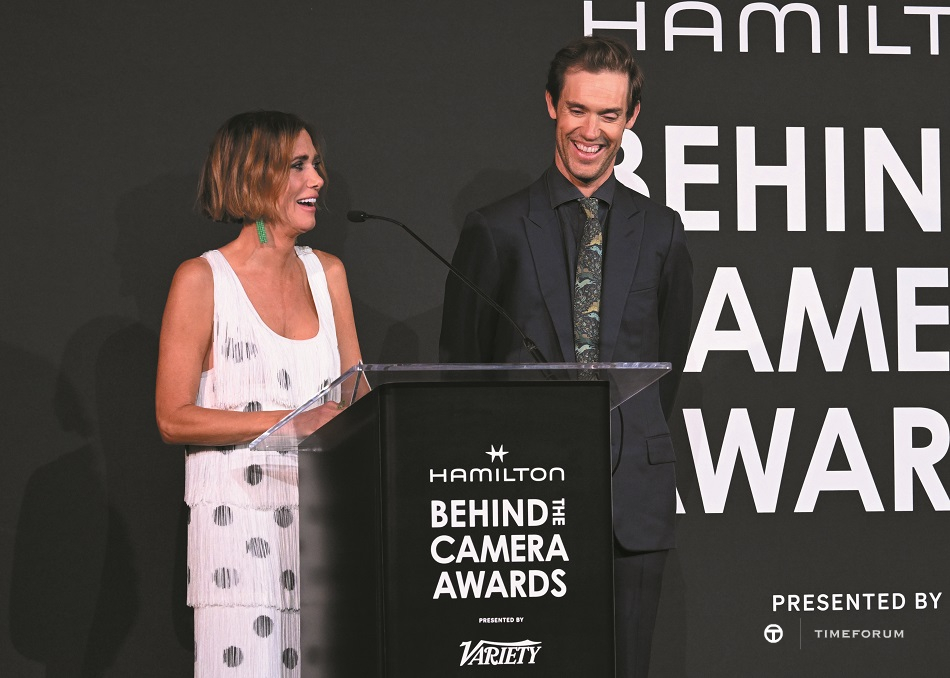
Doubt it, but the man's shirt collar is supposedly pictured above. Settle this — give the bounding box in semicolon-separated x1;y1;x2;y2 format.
545;164;617;210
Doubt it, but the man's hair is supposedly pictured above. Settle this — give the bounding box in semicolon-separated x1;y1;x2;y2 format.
545;36;644;119
197;110;326;223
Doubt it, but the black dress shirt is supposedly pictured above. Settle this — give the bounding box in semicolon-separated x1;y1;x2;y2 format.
544;164;616;287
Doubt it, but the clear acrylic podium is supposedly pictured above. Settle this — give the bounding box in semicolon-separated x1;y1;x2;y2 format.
251;363;669;677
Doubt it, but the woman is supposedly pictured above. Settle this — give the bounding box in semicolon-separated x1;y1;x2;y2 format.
156;111;362;676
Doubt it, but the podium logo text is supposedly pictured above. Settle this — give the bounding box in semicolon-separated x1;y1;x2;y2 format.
459;639;542;666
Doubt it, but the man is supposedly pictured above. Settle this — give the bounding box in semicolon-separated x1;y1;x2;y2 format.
439;36;693;677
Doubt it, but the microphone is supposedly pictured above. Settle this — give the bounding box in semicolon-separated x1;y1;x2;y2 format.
346;210;548;363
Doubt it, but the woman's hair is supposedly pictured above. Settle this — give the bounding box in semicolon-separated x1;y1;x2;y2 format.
197;110;326;223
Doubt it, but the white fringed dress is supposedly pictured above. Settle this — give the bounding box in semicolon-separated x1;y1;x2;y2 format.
185;247;340;677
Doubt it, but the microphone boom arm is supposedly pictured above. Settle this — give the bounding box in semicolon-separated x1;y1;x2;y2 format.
346;210;547;363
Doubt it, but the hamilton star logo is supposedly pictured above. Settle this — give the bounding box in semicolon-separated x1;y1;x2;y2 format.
486;445;509;463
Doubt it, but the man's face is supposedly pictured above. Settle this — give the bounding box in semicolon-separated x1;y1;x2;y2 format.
546;68;639;195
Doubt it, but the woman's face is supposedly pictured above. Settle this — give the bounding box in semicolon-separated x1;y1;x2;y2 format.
277;129;324;232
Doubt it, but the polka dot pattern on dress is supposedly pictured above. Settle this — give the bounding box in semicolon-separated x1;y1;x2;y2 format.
245;464;263;485
187;249;338;676
224;337;258;364
253;615;274;638
213;505;233;526
274;507;293;528
223;645;243;667
213;567;239;589
247;538;270;558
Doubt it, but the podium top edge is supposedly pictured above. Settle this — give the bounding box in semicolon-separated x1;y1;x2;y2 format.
351;362;671;371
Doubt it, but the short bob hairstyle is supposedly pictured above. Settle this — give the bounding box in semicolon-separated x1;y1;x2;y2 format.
546;36;644;120
197;110;326;224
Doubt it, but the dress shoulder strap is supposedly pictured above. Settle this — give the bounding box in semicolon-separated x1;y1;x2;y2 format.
295;246;338;351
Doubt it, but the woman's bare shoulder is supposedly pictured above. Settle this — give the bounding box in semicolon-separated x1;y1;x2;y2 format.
172;256;213;286
311;249;346;281
164;256;215;309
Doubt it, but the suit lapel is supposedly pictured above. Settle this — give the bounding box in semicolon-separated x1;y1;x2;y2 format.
600;186;644;361
525;179;573;362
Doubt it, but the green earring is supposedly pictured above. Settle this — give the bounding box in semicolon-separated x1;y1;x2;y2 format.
255;218;268;244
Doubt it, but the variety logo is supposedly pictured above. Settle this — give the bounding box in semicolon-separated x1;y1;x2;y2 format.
459;639;542;666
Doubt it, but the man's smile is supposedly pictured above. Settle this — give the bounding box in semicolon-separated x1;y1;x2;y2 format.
571;139;606;156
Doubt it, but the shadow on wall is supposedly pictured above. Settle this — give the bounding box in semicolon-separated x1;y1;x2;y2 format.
451;168;534;232
95;172;229;674
4;339;112;678
8;167;212;676
115;172;226;331
7;172;224;675
7;315;154;677
375;305;443;363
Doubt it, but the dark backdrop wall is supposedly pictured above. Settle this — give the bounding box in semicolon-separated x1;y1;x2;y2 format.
2;1;948;676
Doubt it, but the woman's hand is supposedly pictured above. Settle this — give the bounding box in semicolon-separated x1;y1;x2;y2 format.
294;401;345;435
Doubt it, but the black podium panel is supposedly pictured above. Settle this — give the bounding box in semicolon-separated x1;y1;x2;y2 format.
299;381;614;677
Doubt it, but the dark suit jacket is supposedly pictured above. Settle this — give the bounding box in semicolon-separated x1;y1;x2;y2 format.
439;171;693;551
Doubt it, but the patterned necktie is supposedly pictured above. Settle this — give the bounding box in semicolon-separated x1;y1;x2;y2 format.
573;197;603;367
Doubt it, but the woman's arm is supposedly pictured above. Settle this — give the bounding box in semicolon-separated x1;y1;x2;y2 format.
155;257;294;445
317;251;366;395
